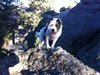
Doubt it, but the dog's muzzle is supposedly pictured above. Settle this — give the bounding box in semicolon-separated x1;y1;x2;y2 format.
51;29;57;35
52;29;55;32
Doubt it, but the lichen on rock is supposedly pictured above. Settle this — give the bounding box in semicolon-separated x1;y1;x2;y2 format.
5;47;99;75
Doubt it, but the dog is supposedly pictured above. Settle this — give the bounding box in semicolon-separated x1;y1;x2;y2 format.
36;18;63;49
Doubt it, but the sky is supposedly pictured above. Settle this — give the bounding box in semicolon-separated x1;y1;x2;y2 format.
17;0;30;7
49;0;80;12
19;0;80;12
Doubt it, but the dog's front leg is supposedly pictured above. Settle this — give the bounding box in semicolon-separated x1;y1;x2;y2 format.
46;36;50;49
38;42;41;49
51;38;58;49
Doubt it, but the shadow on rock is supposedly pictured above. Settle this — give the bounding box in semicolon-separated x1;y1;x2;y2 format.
57;0;100;72
0;50;19;75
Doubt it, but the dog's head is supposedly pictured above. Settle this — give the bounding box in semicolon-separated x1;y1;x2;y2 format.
47;18;62;34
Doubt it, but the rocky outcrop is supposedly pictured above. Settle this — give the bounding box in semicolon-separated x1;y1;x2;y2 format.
81;0;100;4
1;47;98;75
0;51;19;75
57;0;100;72
0;0;100;75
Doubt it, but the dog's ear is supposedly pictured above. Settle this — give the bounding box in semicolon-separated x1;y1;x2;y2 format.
48;18;53;23
49;18;53;21
57;18;62;25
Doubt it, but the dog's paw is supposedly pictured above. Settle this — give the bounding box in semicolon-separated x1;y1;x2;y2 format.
46;46;51;49
47;47;51;50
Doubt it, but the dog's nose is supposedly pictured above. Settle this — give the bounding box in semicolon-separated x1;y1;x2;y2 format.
52;29;54;32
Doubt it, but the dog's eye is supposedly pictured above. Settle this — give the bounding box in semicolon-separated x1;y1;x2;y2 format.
51;24;53;26
56;24;58;27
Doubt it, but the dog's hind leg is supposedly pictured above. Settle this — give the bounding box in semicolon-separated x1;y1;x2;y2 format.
38;43;41;49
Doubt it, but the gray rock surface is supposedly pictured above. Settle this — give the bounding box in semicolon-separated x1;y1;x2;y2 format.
2;47;99;75
24;47;99;75
57;0;100;72
0;51;19;75
81;0;100;4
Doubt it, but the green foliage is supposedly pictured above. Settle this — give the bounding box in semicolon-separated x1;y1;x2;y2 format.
0;0;50;49
18;9;42;28
0;0;19;46
0;48;9;58
18;0;50;48
18;0;50;28
4;32;13;42
34;36;39;48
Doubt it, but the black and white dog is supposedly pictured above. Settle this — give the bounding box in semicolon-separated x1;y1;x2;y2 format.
36;18;63;49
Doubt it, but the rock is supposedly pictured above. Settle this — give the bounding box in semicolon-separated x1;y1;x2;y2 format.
0;51;19;75
81;0;100;4
57;0;100;72
25;47;99;75
5;47;99;75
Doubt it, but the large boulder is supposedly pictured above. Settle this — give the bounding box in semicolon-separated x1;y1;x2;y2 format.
0;51;19;75
57;0;100;72
81;0;100;4
6;47;99;75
